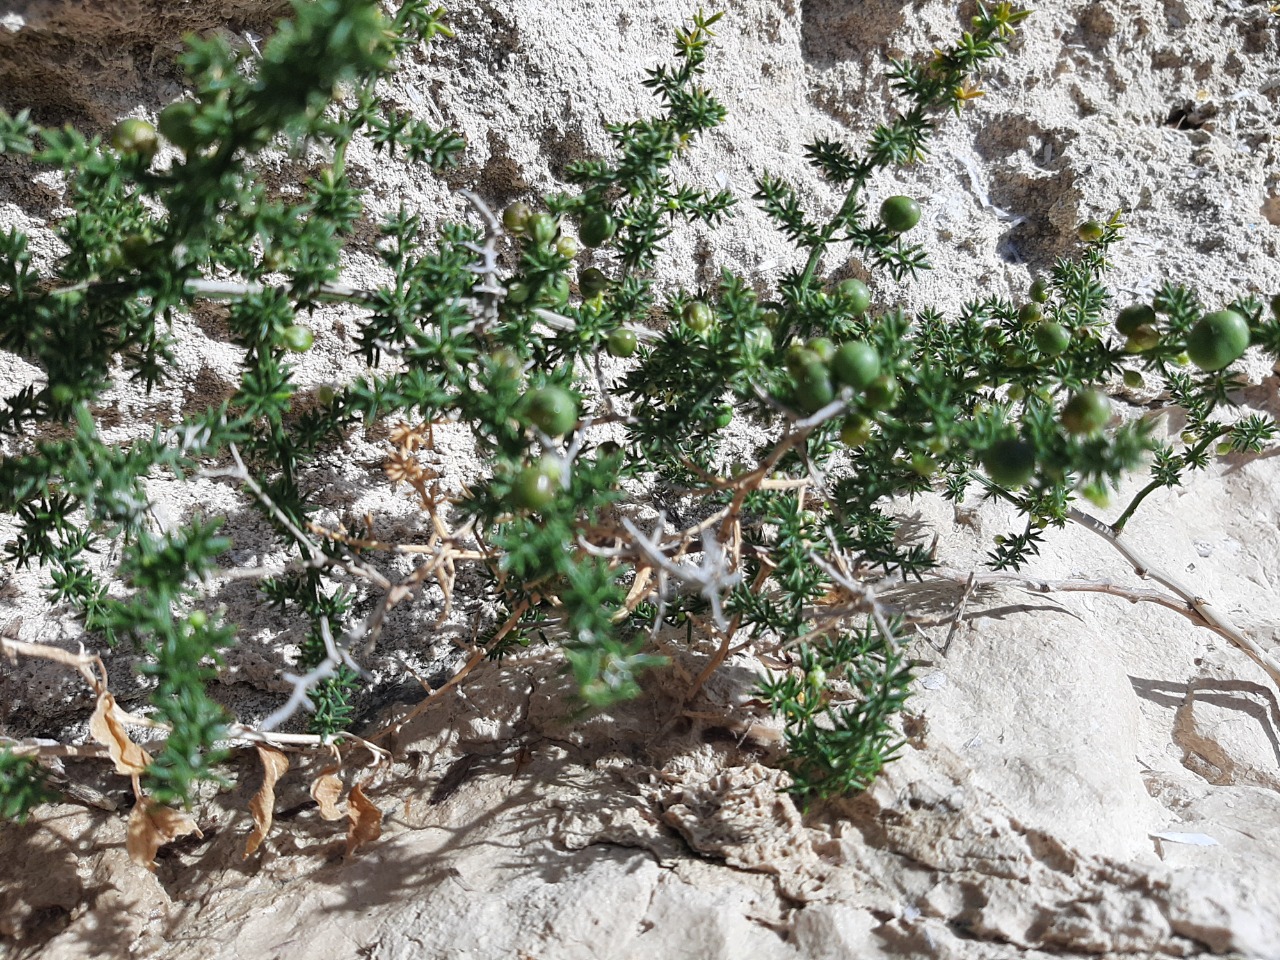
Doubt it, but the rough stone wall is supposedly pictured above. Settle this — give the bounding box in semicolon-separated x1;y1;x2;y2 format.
2;2;1280;958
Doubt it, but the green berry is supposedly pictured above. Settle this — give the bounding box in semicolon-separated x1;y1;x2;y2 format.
1124;325;1161;353
579;210;617;247
119;234;154;267
711;403;734;429
511;460;559;511
831;341;881;390
836;278;871;316
282;325;314;352
1029;278;1050;303
683;301;714;334
555;235;579;259
506;281;531;304
1080;482;1110;509
982;438;1036;488
1018;302;1044;326
110;118;158;161
792;360;834;414
806;337;836;364
528;212;558;246
524;386;578;436
315;384;337;405
606;328;638;358
1077;220;1105;242
502;201;532;234
490;349;523;379
785;344;820;374
578;267;609;300
910;452;938;477
840;415;873;447
863;375;900;411
1185;309;1250;372
1060;390;1110;435
1115;303;1156;336
880;196;921;233
1122;369;1144;389
157;101;200;153
1034;321;1070;357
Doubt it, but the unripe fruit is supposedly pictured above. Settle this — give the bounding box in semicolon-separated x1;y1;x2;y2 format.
491;349;522;379
1122;369;1144;389
863;374;899;410
1060;390;1110;435
880;195;921;233
1018;302;1043;326
982;438;1036;487
606;328;638;358
683;301;714;334
910;452;938;477
512;459;560;511
157;101;200;153
806;337;836;364
711;403;733;429
502;201;532;234
1115;303;1156;336
831;341;881;389
110;118;158;161
840;414;872;447
792;359;834;414
1080;482;1110;508
528;212;558;246
1077;220;1105;243
1029;278;1050;303
1033;321;1070;357
579;210;617;247
578;267;609;299
282;325;314;352
836;278;871;316
785;344;820;373
1185;309;1250;372
524;386;578;436
1124;324;1160;353
555;235;579;259
119;234;154;267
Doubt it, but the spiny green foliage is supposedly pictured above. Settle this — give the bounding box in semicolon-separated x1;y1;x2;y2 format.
0;750;59;822
0;0;463;805
1;0;1277;825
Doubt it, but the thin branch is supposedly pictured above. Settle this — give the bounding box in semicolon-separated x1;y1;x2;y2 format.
1068;507;1280;688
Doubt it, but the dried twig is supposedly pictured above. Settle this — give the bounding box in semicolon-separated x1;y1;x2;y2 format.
1068;507;1280;688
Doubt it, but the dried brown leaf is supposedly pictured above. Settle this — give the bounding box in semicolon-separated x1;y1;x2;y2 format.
311;769;344;821
344;780;382;857
89;691;151;776
126;796;202;871
243;746;290;859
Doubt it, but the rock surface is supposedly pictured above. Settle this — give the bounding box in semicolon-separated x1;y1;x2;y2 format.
2;1;1280;958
